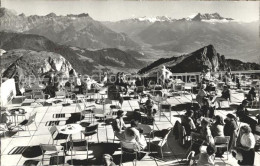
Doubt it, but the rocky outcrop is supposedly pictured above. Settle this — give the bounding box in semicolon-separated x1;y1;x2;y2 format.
2;49;75;79
139;45;260;75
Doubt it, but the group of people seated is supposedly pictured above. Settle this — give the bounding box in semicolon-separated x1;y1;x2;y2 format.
112;110;147;151
178;67;259;165
182;110;257;166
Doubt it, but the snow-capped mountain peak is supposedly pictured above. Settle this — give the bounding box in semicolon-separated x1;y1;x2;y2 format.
191;13;234;22
131;16;174;23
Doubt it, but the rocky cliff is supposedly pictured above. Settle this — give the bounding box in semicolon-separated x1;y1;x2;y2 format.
138;45;260;75
2;49;75;79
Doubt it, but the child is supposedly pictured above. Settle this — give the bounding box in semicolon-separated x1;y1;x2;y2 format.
189;144;215;166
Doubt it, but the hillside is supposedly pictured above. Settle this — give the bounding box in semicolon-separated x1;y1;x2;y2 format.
0;32;145;75
138;45;260;75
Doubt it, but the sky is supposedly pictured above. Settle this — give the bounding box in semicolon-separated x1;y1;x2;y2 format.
2;0;260;22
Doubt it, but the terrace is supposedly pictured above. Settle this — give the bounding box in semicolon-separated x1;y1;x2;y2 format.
1;71;260;166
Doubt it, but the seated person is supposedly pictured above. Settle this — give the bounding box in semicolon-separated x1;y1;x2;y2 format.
212;85;231;108
247;87;256;102
145;95;156;118
189;144;216;166
196;84;209;107
181;109;196;136
124;120;147;150
191;118;215;154
200;98;215;118
224;114;238;150
112;110;127;140
210;115;224;138
236;100;257;133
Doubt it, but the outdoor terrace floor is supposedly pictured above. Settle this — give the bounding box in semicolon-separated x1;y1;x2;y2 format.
1;88;260;166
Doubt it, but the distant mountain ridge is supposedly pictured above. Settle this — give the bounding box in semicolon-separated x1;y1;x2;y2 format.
105;12;259;62
0;8;139;50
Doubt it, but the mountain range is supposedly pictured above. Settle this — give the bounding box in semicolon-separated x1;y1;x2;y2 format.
104;13;260;62
0;8;139;50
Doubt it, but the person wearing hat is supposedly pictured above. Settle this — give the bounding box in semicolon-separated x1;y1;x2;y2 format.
224;113;238;150
111;110;126;140
236;99;257;133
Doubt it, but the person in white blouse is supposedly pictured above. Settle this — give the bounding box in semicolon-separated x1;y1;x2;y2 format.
236;125;256;165
112;110;126;140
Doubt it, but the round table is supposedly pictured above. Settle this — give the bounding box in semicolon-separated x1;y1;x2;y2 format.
58;124;82;135
58;124;83;164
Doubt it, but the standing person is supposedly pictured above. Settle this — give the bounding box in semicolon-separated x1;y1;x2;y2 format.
75;74;82;94
235;125;256;166
112;110;126;140
224;114;238;150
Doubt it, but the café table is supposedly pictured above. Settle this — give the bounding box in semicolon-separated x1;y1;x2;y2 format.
7;108;26;126
58;124;83;164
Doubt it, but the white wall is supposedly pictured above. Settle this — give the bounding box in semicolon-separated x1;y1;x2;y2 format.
0;78;16;106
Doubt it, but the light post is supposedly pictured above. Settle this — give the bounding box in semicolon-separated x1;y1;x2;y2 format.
0;49;6;110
